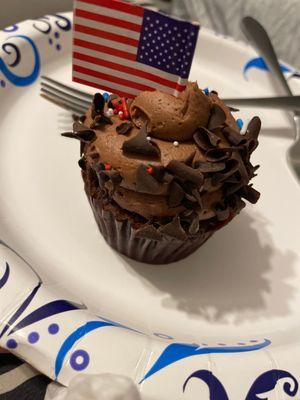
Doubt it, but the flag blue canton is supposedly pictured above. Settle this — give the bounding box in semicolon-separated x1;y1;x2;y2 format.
137;9;199;80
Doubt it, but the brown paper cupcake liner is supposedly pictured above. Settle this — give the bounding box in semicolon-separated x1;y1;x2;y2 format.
88;194;213;265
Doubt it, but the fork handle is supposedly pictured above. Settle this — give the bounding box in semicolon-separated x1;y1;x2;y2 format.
224;96;300;111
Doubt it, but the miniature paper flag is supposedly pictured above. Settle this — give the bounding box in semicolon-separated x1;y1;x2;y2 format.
72;0;200;98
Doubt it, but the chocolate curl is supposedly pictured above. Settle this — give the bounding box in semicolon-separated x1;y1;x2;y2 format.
245;117;261;140
240;185;261;204
116;122;133;135
213;203;231;221
136;165;164;194
205;148;233;162
158;217;187;240
193;127;220;150
91;114;113;128
61;130;95;142
167;160;204;185
211;159;240;185
208;104;226;130
168;181;185;207
188;213;200;235
223;126;247;146
92;93;105;117
134;224;162;241
194;161;226;173
122;125;160;158
102;170;122;192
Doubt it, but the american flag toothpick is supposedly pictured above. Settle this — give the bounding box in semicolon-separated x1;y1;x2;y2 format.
72;0;200;98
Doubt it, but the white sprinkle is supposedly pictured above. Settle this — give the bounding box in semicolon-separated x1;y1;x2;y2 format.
150;23;154;27
147;136;151;141
173;141;179;147
105;108;114;117
149;33;152;37
159;27;163;31
156;19;159;24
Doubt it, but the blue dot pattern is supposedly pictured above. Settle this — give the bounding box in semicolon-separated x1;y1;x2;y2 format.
137;9;199;79
48;323;59;335
6;339;17;349
28;332;39;344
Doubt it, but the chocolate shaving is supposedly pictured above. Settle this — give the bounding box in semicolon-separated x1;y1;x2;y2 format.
168;181;185;207
108;93;119;108
195;161;226;173
158;217;187;241
80;141;85;156
78;157;86;170
245;117;261;140
152;166;166;182
103;170;122;191
205;148;233;162
72;114;86;123
189;213;200;235
122;125;160;158
225;182;244;196
193;127;220;150
91;114;113;128
211;159;240;184
61;129;96;142
229;106;239;112
223;126;247;146
241;185;260;204
92;93;105;117
214;203;230;221
184;151;196;166
208;104;226;131
167;160;204;185
116;122;133;135
185;193;198;203
136;165;163;194
134;224;162;241
191;188;203;208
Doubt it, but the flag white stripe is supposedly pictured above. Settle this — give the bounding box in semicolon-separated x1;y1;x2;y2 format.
73;70;140;96
73;45;188;84
75;1;143;25
73;70;179;97
73;31;138;54
74;16;141;40
74;59;182;92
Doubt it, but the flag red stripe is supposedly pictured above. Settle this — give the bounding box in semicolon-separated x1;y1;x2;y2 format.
73;38;137;61
73;64;162;92
75;24;139;47
73;76;138;98
77;0;144;17
73;51;186;92
75;8;141;32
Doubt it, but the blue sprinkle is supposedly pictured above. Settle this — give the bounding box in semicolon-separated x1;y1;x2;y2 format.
54;31;60;39
56;44;61;51
48;38;53;45
203;87;209;95
236;118;244;130
0;80;5;88
7;339;17;349
103;92;109;101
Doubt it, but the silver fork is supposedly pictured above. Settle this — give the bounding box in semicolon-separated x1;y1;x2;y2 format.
241;17;300;181
40;75;300;117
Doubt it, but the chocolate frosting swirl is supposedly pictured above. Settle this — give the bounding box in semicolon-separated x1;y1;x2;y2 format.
130;82;211;141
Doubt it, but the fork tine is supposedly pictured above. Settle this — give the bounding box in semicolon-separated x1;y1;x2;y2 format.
40;91;87;115
41;82;90;108
41;76;94;101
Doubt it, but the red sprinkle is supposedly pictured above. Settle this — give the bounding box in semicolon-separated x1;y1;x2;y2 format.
105;163;111;171
147;166;153;174
113;109;118;115
121;97;130;119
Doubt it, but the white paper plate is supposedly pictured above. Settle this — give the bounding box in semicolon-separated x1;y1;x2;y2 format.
1;12;300;400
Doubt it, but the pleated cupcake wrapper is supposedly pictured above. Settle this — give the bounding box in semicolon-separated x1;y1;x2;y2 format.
0;242;171;385
89;196;213;264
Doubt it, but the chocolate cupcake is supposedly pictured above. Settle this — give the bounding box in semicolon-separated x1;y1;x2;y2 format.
63;83;261;264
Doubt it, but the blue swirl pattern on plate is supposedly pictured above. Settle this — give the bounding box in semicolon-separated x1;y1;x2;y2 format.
0;35;40;86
